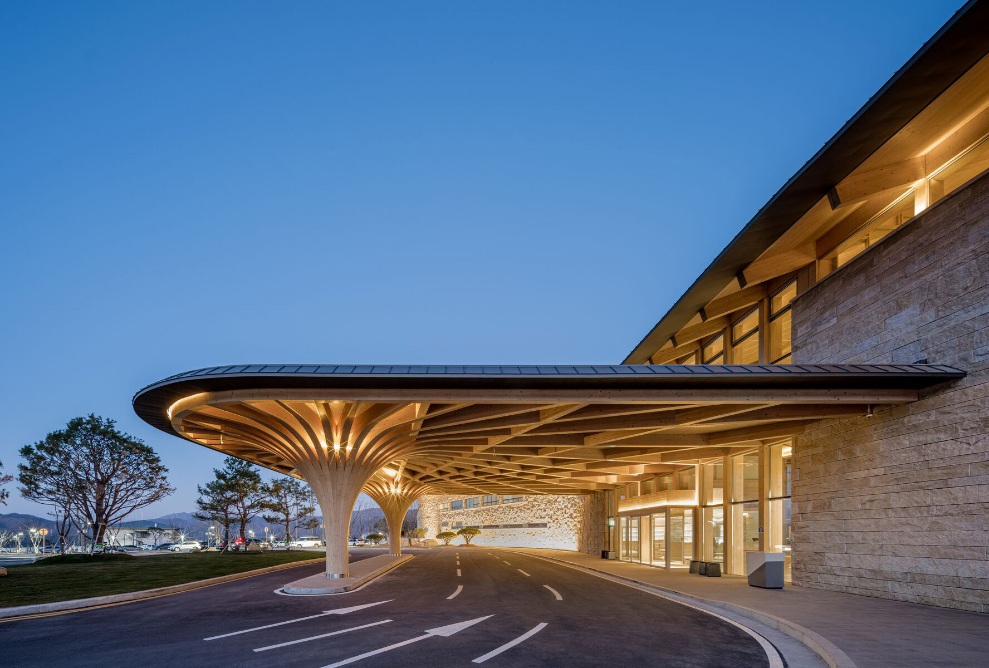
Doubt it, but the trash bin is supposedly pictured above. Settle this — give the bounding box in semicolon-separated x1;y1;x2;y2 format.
704;562;721;577
601;550;616;559
689;559;702;574
746;552;784;588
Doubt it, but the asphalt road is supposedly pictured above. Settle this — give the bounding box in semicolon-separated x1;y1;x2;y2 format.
0;548;775;667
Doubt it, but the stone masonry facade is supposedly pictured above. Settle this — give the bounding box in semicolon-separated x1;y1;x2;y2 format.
418;493;606;554
790;171;989;612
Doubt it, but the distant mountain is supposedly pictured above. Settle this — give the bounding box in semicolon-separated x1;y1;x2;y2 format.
0;512;54;533
2;501;415;541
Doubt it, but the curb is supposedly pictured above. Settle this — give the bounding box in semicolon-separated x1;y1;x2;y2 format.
282;554;413;594
516;551;856;668
0;557;325;622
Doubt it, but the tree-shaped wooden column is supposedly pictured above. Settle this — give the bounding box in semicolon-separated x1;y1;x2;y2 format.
167;395;429;579
363;470;428;557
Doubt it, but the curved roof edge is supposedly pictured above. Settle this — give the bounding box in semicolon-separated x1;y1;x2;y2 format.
624;0;989;364
133;363;965;438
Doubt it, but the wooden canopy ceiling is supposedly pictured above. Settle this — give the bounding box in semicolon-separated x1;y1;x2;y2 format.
134;364;963;496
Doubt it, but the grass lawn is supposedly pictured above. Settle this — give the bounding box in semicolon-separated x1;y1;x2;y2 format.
0;551;323;608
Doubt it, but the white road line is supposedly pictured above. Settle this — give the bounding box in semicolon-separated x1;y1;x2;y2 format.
472;622;548;664
516;552;785;668
254;619;391;652
204;600;392;640
447;584;464;600
502;561;511;565
323;615;492;668
457;568;462;577
517;569;530;577
543;585;563;600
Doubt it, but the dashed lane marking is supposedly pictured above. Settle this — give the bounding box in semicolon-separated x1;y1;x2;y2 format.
517;569;531;577
472;622;548;664
457;568;462;577
254;619;392;652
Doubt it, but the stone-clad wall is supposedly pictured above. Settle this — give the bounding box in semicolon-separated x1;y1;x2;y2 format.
790;171;989;612
418;494;602;552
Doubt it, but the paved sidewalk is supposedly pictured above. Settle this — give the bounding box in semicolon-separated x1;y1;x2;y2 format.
512;548;987;668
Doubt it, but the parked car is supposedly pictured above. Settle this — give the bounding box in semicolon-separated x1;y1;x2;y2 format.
154;543;175;551
168;540;202;553
291;536;325;548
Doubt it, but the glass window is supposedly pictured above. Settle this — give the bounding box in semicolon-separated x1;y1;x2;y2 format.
482;495;499;506
820;194;914;278
702;461;724;505
450;499;463;510
502;495;523;504
769;442;792;499
769;497;793;582
731;501;760;574
770;280;797;315
676;351;698;365
465;497;479;509
441;502;450;511
675;467;695;491
769;309;792;364
929;134;989;206
769;280;796;364
702;334;724;364
702;506;724;563
731;308;760;364
732;452;759;502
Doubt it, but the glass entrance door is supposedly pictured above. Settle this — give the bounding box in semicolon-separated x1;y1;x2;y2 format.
651;513;666;566
668;508;694;568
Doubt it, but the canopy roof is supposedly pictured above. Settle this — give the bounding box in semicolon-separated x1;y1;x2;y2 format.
134;363;962;495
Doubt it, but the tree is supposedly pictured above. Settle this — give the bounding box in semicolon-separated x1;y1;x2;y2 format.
215;457;265;548
194;478;237;550
0;458;12;505
437;531;457;545
18;415;174;545
261;477;315;549
366;532;385;545
409;527;427;546
457;527;481;545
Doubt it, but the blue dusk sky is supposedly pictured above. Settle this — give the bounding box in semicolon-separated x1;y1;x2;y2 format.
0;1;964;517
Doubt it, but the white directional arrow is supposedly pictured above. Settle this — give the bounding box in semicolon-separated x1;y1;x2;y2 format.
322;615;494;668
203;600;393;641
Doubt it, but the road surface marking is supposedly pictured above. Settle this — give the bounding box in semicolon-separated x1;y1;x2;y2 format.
472;622;548;664
543;585;563;600
502;561;511;565
517;552;785;668
517;569;530;577
322;615;493;668
447;585;464;600
254;619;391;652
204;600;393;640
457;568;462;577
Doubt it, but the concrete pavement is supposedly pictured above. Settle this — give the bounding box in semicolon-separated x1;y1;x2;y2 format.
512;548;988;668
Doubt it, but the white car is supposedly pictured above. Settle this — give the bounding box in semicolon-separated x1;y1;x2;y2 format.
291;536;324;548
168;540;202;553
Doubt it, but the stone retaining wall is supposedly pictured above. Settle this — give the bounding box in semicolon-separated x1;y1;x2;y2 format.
418;493;603;553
